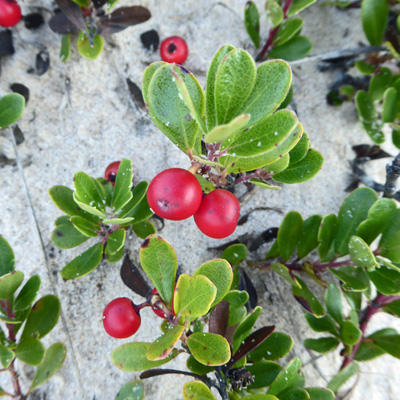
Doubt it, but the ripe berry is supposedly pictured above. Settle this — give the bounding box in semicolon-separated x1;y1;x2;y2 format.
104;161;121;186
0;0;21;28
160;36;188;64
147;168;202;221
151;287;176;319
103;297;141;339
194;189;240;239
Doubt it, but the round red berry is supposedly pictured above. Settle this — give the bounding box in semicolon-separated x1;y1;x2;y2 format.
160;36;188;64
104;161;121;186
194;189;240;239
147;168;202;221
103;297;141;339
0;0;21;28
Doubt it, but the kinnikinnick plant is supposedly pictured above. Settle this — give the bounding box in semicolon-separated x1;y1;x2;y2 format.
0;237;66;399
48;0;151;61
143;45;324;238
107;235;334;400
244;0;315;62
228;186;400;395
49;158;155;280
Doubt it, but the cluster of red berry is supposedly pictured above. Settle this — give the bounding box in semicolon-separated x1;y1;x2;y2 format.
147;168;240;239
0;0;21;28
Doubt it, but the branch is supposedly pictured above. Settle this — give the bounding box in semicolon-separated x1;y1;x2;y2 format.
383;152;400;198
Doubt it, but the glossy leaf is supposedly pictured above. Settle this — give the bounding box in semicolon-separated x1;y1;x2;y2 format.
340;320;361;346
263;153;290;174
383;299;400;317
268;36;312;61
306;388;335;400
131;221;156;240
60;34;71;62
120;255;150;297
14;274;41;311
187;355;214;375
355;340;386;362
275;18;303;46
288;132;310;165
119;181;149;218
146;325;184;361
115;380;144;400
0;271;23;300
280;388;309;400
0;93;25;128
327;362;359;392
106;229;125;256
355;90;376;122
293;278;324;316
245;1;260;48
270;263;301;288
288;0;316;15
15;338;45;366
139;235;177;307
55;0;86;31
70;215;100;237
0;345;14;368
0;237;15;276
297;215;322;259
183;381;216;400
208;301;229;337
52;219;90;249
73;172;106;213
267;357;302;396
325;283;342;323
318;214;337;261
265;0;283;28
173;273;190;316
277;211;303;261
369;67;392;102
382;87;398;123
367;266;400;295
247;361;281;389
205;114;250;144
361;0;389;45
233;306;262;352
305;313;337;335
304;337;339;353
379;209;400;262
329;266;370;292
77;32;104;60
221;244;247;266
61;242;103;280
112;159;133;212
348;236;379;271
223;290;249;326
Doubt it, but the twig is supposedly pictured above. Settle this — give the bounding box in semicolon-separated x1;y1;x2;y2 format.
383;152;400;198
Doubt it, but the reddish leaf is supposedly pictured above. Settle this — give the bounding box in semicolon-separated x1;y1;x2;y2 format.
209;301;229;337
55;0;87;32
49;11;79;34
120;255;150;298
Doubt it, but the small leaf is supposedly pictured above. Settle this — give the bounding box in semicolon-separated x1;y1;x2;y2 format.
55;0;87;31
247;361;281;389
305;313;337;335
0;271;23;300
379;209;400;263
21;295;61;339
329;266;370;292
245;1;260;48
15;338;45;366
173;273;191;316
61;242;103;280
115;380;144;400
14;274;41;311
187;332;231;366
146;325;184;360
73;172;106;213
119;181;149;218
139;235;177;307
270;263;301;288
277;211;303;261
77;32;104;60
0;93;25;128
340;320;361;346
325;283;342;323
268;36;312;61
383;299;400;317
293;278;324;316
120;255;150;297
361;0;389;45
70;215;99;237
267;357;302;396
250;179;280;190
369;67;392;102
275;17;303;46
355;340;386;362
318;214;337;261
205;114;250;144
106;229;126;256
288;0;317;16
306;388;335;400
131;221;156;240
30;343;67;390
304;337;339;353
183;381;216;400
0;345;14;368
187;355;214;375
60;34;71;62
265;0;283;28
263;153;290;174
382;87;398;123
367;266;400;295
233;306;262;352
348;236;379;271
280;388;309;400
112;159;133;212
223;290;249;326
52;220;90;249
0;237;15;276
112;342;178;371
288;132;310;165
297;215;322;259
221;244;247;266
327;362;359;392
355;90;376;122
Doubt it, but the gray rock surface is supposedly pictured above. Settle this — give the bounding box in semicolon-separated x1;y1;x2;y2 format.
0;0;399;399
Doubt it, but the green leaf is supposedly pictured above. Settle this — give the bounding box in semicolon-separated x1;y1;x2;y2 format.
70;215;99;237
205;45;236;131
382;87;398;123
305;313;337;335
325;283;342;323
245;1;260;48
179;275;217;318
327;362;359;392
369;67;392;102
14;275;41;311
0;93;25;128
304;337;339;353
187;332;231;366
105;229;125;256
112;159;133;212
275;18;303;46
21;295;61;339
263;154;290;174
74;172;106;212
355;90;376;122
340;320;362;346
107;246;124;265
233;306;262;352
30;343;67;391
367;266;400;295
77;32;104;59
193;259;233;307
146;325;184;361
297;215;322;259
392;130;400;149
293;278;324;316
223;290;249;326
268;357;302;396
361;0;389;45
139;235;177;307
52;220;90;249
268;36;312;61
248;332;293;362
0;237;15;276
335;187;377;256
348;236;379;271
306;388;335;400
147;64;205;154
205;114;250;144
288;0;317;15
355;60;376;75
60;34;71;62
238;396;278;400
186;355;214;375
103;217;134;225
112;342;178;371
173;273;190;316
61;242;103;280
355;340;386;362
0;271;24;300
288;132;310;165
131;221;156;240
221;244;247;266
72;0;89;6
250;179;280;190
183;381;217;400
247;361;281;389
379;209;400;262
115;380;144;400
362;120;384;144
280;388;309;400
270;263;301;288
119;181;149;218
0;345;14;368
318;214;337;261
278;211;303;261
383;299;400;317
330;266;370;292
15;338;45;366
265;0;283;28
273;149;324;184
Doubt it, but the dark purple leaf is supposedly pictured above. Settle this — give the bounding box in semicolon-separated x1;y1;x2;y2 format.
93;0;108;8
224;326;275;371
209;301;229;337
49;11;80;34
10;83;29;104
126;78;145;110
55;0;87;32
120;255;150;297
0;30;14;56
24;13;45;30
293;295;312;313
98;6;151;35
140;29;160;51
249;227;279;251
207;239;241;251
35;49;50;76
12;126;25;145
352;144;392;160
140;368;205;380
239;270;258;311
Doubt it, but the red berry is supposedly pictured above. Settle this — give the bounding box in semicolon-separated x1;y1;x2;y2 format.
103;297;141;339
81;7;92;17
147;168;202;221
160;36;188;64
104;161;121;186
194;189;240;239
0;0;21;28
151;286;176;319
